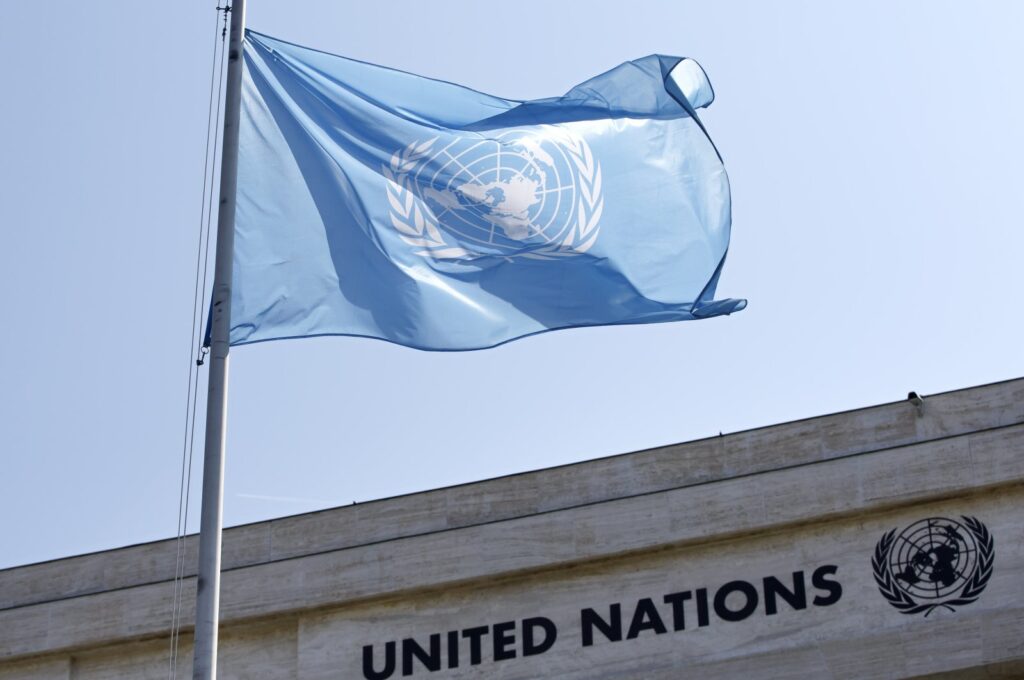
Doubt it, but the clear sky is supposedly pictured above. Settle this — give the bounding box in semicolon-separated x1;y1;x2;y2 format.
1;1;1021;569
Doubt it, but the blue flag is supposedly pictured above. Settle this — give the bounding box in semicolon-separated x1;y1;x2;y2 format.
231;30;745;350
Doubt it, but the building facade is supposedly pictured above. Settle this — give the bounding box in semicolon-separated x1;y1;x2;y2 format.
2;379;1022;679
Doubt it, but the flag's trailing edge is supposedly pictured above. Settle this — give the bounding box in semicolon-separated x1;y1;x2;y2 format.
227;30;745;351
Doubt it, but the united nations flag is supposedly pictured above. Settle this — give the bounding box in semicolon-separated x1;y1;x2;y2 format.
232;31;745;350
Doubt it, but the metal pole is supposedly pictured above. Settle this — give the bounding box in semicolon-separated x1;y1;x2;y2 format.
193;1;245;678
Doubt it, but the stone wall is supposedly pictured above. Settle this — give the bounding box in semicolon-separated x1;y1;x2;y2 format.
2;379;1022;678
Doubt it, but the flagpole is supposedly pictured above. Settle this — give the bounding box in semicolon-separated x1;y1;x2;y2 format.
193;0;245;678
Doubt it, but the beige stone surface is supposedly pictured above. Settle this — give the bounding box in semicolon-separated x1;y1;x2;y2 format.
293;492;1023;679
4;378;1020;613
1;378;1021;678
0;658;69;680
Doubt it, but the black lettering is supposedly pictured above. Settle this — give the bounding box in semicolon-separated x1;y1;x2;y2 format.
581;603;622;646
362;641;396;680
493;621;517;661
695;588;710;627
402;634;441;676
461;626;489;665
522;617;557;656
626;597;668;639
446;630;459;669
713;580;759;622
811;564;843;606
663;591;692;631
763;571;807;615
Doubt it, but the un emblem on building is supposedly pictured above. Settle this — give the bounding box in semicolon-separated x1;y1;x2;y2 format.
872;516;994;616
383;126;603;262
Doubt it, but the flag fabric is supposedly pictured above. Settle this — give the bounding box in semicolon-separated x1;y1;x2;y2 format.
230;30;745;351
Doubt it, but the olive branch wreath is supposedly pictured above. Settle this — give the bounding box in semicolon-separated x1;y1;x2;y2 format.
871;516;994;617
382;138;470;260
382;128;603;261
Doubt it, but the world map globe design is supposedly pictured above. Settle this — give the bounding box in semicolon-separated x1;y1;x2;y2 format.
405;130;581;257
888;517;978;600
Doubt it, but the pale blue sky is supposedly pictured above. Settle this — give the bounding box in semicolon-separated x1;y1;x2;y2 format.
1;1;1021;569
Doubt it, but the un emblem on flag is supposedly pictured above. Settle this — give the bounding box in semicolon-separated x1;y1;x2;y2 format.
872;516;994;616
383;126;603;261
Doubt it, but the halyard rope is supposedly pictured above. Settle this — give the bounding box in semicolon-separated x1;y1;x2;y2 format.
168;5;230;678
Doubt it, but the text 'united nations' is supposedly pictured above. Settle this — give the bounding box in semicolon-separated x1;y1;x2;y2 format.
360;564;842;678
